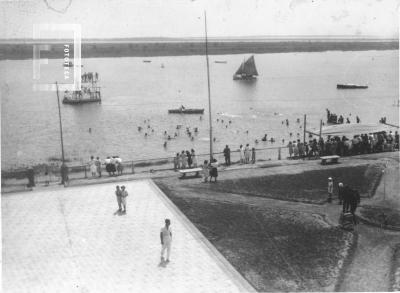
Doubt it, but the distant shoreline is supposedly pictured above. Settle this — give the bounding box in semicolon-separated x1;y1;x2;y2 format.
0;40;398;60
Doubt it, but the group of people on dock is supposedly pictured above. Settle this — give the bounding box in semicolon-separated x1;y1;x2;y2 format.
81;72;99;83
89;155;123;177
326;109;360;124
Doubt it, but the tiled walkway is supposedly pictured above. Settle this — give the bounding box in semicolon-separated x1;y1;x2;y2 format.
2;180;254;293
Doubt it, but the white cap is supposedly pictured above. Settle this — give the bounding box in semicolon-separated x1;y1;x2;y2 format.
328;177;332;180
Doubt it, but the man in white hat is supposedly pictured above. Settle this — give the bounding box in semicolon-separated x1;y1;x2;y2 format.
338;182;344;205
327;177;333;203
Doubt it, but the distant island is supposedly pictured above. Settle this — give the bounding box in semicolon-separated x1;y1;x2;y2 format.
0;37;398;60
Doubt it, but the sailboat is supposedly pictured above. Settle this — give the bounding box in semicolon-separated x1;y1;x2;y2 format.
233;55;258;80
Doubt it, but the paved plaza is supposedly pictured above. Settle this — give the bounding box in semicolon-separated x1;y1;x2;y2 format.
2;180;255;293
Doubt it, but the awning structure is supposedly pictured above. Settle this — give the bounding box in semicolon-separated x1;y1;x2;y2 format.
310;123;398;138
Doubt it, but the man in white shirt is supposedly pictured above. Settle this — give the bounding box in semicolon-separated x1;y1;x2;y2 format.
120;185;128;213
328;177;333;203
160;219;172;263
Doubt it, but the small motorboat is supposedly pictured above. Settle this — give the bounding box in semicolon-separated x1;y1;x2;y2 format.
337;84;368;89
168;106;204;114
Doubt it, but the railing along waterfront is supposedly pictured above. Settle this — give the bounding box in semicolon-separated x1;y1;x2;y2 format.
1;146;290;188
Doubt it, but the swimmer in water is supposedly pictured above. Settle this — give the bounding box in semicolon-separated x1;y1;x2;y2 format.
163;142;167;148
89;128;92;133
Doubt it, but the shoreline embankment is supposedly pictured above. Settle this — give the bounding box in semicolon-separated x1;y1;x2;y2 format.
0;40;398;60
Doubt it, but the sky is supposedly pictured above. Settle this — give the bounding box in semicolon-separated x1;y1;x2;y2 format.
0;0;399;39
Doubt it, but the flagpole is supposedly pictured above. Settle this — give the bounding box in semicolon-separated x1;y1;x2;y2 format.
204;11;213;162
56;82;67;184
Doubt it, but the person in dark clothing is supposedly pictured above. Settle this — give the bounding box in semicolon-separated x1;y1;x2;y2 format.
349;189;361;224
342;185;353;213
223;145;231;166
186;150;192;168
209;159;218;182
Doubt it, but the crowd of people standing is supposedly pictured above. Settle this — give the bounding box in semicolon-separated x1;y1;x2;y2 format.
173;149;198;170
288;131;399;159
89;155;123;177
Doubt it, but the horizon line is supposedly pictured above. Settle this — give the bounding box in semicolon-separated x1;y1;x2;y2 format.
0;34;398;41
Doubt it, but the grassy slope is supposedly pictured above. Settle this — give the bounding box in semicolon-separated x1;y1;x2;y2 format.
158;184;352;292
201;164;383;204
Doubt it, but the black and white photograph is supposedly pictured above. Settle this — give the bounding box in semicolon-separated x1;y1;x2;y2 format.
1;0;399;292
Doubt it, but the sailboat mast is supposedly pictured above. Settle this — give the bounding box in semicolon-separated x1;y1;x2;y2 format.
204;11;213;161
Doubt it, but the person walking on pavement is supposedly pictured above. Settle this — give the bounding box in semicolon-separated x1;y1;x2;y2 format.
223;145;231;166
160;219;172;263
120;185;128;213
115;185;122;211
327;177;333;203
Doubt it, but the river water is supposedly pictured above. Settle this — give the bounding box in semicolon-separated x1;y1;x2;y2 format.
1;50;398;169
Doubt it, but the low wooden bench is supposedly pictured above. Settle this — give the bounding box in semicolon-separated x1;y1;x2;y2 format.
178;167;203;178
320;155;340;165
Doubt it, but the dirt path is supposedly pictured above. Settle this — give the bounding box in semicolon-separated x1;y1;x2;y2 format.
338;224;399;291
368;156;400;209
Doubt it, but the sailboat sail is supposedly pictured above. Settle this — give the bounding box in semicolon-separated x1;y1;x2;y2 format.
235;55;258;76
